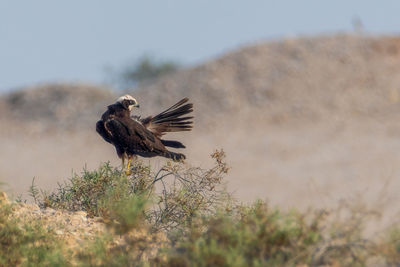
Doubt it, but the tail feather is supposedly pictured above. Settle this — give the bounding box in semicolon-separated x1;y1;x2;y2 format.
161;140;186;148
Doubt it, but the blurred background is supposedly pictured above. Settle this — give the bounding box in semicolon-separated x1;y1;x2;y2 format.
1;1;400;227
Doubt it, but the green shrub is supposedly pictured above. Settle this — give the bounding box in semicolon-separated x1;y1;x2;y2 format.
374;227;400;266
157;199;399;266
147;150;230;232
74;187;160;266
101;190;147;235
75;222;151;266
33;162;152;217
33;150;230;232
0;202;66;266
159;201;323;266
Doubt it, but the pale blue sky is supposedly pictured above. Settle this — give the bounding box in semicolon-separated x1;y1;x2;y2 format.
1;1;399;91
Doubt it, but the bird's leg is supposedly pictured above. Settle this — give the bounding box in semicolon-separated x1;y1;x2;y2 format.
125;156;132;175
125;155;137;176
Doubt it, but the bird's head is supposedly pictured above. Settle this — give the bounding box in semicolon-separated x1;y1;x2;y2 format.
116;95;140;111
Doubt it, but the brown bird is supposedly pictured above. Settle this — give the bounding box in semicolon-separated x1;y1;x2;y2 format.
96;95;193;174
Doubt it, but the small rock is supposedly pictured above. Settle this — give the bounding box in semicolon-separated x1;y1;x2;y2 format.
44;207;56;215
70;215;86;225
55;230;64;235
74;211;87;217
24;203;40;211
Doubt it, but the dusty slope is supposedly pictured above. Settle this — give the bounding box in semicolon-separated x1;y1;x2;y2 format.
1;34;400;228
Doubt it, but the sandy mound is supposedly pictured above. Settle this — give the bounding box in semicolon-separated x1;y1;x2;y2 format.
1;34;400;230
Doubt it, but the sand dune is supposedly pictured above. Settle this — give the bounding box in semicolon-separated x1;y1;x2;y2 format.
1;34;400;229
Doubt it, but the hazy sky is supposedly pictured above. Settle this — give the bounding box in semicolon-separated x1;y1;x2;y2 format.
1;1;400;91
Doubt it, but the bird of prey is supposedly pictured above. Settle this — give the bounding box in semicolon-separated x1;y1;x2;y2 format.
96;95;193;174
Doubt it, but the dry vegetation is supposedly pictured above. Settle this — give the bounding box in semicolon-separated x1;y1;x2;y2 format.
1;152;399;266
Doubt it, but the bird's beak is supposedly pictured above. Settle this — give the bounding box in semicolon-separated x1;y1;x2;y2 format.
129;100;140;108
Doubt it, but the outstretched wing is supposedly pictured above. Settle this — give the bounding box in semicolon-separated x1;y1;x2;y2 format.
104;117;162;154
139;98;194;137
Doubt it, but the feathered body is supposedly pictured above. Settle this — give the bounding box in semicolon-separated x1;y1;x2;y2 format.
96;96;193;162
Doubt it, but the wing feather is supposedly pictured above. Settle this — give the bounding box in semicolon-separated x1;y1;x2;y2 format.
96;120;113;144
140;98;194;137
105;117;160;153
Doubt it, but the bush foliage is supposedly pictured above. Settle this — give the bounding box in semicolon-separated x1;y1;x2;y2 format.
1;150;399;266
0;202;66;266
32;150;229;233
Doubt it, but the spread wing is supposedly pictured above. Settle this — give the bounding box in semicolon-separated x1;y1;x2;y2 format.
139;98;193;137
104;117;162;154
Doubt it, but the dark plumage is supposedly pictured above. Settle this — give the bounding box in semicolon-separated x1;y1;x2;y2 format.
96;95;193;168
